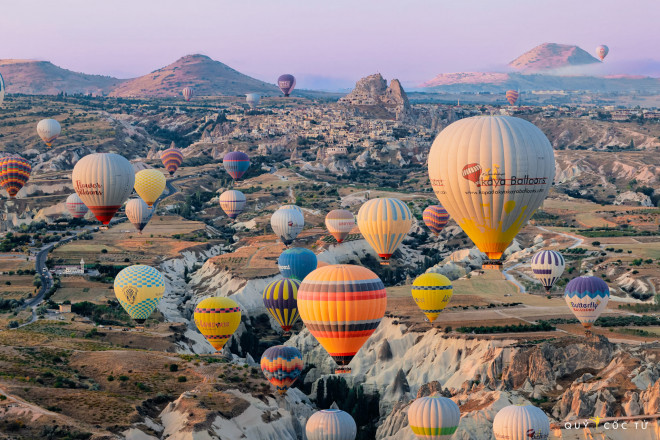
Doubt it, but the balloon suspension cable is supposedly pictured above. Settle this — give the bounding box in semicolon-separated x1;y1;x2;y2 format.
482;259;503;271
335;366;351;374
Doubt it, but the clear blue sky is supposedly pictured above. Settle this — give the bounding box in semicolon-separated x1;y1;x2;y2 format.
1;0;658;88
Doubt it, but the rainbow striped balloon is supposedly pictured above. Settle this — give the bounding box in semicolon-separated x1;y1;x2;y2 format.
505;90;519;106
263;279;300;332
160;147;183;176
0;155;31;199
357;198;412;263
223;151;250;180
260;345;303;395
531;250;565;291
408;395;460;440
422;205;450;236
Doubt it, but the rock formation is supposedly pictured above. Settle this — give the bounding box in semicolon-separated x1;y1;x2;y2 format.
339;73;410;120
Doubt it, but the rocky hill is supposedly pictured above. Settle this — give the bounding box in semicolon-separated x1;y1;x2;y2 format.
109;54;279;98
0;59;125;95
509;43;601;72
338;73;410;120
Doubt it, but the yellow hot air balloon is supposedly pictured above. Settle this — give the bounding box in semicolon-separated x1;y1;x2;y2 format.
134;169;166;208
194;297;241;352
114;265;166;324
357;198;412;264
428;116;554;268
411;273;453;323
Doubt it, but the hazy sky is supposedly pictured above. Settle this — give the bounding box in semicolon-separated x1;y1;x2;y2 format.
1;0;659;89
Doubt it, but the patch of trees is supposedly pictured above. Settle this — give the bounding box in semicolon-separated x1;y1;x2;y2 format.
71;300;129;326
456;322;555;334
0;233;30;252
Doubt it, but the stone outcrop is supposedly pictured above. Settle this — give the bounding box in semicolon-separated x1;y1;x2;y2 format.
338;73;410;120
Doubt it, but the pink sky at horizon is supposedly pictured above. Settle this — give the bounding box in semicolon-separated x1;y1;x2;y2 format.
1;0;658;89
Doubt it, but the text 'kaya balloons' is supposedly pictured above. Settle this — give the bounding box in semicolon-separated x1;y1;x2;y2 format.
531;250;565;291
219;189;247;220
263;278;301;333
412;273;453;323
596;45;609;61
428;116;555;262
422;205;449;236
505;90;519;106
194;297;241;352
278;247;317;281
66;193;88;219
277;74;296;97
0;155;31;199
260;345;303;395
223;151;250;180
114;265;166;324
37;119;61;147
325;209;356;243
182;87;194;101
160;147;183;176
72;153;135;225
564;276;610;330
134;169;166;208
125;198;153;234
306;409;357;440
357;198;412;264
271;206;304;246
298;265;386;373
493;405;550;440
408;395;460;440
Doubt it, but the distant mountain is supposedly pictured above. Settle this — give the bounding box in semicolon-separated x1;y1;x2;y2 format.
0;59;125;95
108;54;279;98
421;72;510;88
508;43;600;72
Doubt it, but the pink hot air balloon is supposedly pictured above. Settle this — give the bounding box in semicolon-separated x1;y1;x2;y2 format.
596;45;609;61
182;87;194;101
278;74;296;97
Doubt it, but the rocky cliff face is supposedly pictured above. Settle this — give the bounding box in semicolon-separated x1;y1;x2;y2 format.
339;74;410;120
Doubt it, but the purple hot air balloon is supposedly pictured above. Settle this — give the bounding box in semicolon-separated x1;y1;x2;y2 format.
223;151;250;180
277;74;296;97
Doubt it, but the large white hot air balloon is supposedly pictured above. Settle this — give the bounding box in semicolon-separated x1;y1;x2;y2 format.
493;405;550;440
428;116;554;267
271;205;304;246
65;193;88;219
37;119;62;147
306;409;357;440
125;198;153;234
72;153;135;225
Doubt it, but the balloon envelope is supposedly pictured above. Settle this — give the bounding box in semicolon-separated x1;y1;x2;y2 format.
223;151;250;180
134;169;166;208
194;297;241;351
277;74;296;97
325;209;356;243
278;247;317;281
306;409;357;440
72;153;135;225
531;250;565;291
271;206;304;246
412;273;453;323
160;147;183;176
0;155;31;199
219;189;247;219
357;198;412;262
428;116;555;261
505;90;519;106
182;87;194;101
125;198;153;233
260;345;303;395
298;264;386;371
114;265;166;324
422;205;449;236
408;395;460;440
246;93;261;108
37;119;61;147
66;193;88;219
596;45;609;61
0;72;5;106
493;405;549;440
263;278;301;332
564;276;609;329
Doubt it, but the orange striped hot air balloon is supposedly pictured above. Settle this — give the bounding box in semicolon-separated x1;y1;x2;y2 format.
0;155;31;199
505;90;519;106
298;264;386;374
160;146;183;176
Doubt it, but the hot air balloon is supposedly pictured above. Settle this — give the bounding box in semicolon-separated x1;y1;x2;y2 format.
408;395;460;440
0;72;5;106
306;409;357;440
422;205;449;236
182;87;194;101
357;198;412;264
428;116;555;268
134;169;166;208
277;74;296;97
260;345;304;395
125;198;153;234
325;209;356;243
66;193;88;219
298;264;386;373
246;93;261;108
37;119;61;147
72;153;135;225
531;250;565;292
114;265;166;325
271;206;304;246
412;273;453;323
160;147;183;176
493;405;550;440
0;155;31;199
219;190;247;220
596;45;609;61
263;278;301;332
278;248;317;281
223;151;250;180
564;276;609;333
194;297;241;352
505;90;519;106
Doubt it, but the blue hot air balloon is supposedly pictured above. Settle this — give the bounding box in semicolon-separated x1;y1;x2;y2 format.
531;250;565;291
223;151;250;180
278;248;317;281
